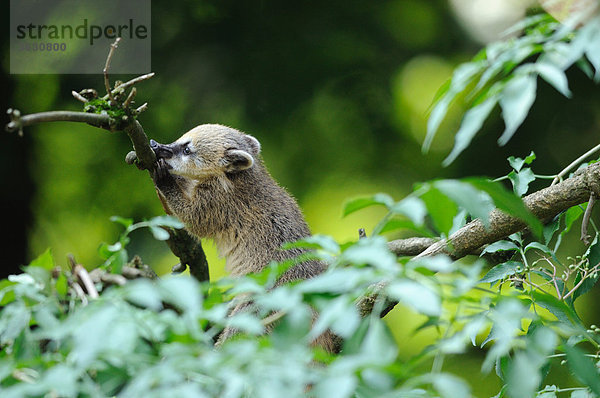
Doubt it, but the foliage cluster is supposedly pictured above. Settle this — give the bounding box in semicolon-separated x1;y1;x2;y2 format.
2;10;600;398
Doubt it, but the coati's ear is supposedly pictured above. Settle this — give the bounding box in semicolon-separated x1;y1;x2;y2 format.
243;134;261;155
223;149;254;172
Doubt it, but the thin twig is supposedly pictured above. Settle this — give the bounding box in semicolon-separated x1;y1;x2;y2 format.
563;263;600;300
101;73;155;101
547;259;564;299
262;311;287;327
510;276;552;296
135;102;148;114
74;265;99;298
552;142;600;185
70;284;88;306
581;193;595;245
103;38;121;103
71;90;88;103
123;87;137;108
563;270;589;300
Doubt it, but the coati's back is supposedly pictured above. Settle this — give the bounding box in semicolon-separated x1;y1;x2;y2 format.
151;124;326;280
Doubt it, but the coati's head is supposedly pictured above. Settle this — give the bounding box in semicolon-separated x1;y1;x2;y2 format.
150;124;261;180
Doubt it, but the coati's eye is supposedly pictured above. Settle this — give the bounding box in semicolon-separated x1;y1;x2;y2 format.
183;146;191;155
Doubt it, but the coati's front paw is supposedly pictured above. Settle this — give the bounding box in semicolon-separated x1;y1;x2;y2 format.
152;158;173;188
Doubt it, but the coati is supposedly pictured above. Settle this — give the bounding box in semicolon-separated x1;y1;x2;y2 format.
151;124;339;352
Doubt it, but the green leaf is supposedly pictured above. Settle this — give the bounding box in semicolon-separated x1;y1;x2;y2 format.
583;17;600;80
505;352;541;398
508;151;536;172
0;302;31;344
159;277;202;314
110;215;134;228
443;95;498;166
586;234;600;266
531;290;582;326
341;237;397;271
108;249;128;274
565;345;600;396
480;261;522;284
419;185;459;235
508;168;536;197
284;234;340;255
543;217;560;245
342;193;394;217
498;74;537;146
425;95;452;153
524;242;554;256
425;61;485;152
309;296;360;340
39;364;79;398
313;375;357;398
482;300;531;372
481;240;519;255
71;305;136;368
149;225;170;241
360;319;398;365
390;196;427;227
298;269;366;294
433;180;495;228
466;178;543;238
534;62;571;97
0;280;16;306
377;219;431;235
431;373;471;398
505;327;556;398
563;206;585;233
571;237;600;302
148;215;185;229
570;389;595;398
124;279;163;311
28;248;55;271
386;280;441;316
571;271;599;304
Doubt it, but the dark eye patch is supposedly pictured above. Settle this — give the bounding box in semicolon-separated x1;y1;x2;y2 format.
177;141;192;155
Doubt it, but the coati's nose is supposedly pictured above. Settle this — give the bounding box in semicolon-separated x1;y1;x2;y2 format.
150;139;174;159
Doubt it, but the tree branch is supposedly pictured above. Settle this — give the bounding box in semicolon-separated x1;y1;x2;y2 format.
357;162;600;319
5;107;211;282
5;110;111;134
414;162;600;259
387;237;437;257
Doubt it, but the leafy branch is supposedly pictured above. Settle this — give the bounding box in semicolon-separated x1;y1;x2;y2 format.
4;38;209;282
424;14;600;166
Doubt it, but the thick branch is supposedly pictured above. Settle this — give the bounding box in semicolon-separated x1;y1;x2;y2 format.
387;237;437;257
120;120;209;280
6;111;110;133
164;227;210;281
358;162;600;319
415;162;600;259
123;120;156;169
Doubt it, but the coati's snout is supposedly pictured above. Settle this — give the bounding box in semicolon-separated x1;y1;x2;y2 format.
150;139;173;159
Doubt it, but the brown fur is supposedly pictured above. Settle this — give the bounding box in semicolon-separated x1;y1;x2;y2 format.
151;124;340;351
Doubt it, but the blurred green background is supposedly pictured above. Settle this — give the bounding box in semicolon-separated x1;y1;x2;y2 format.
3;1;600;395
